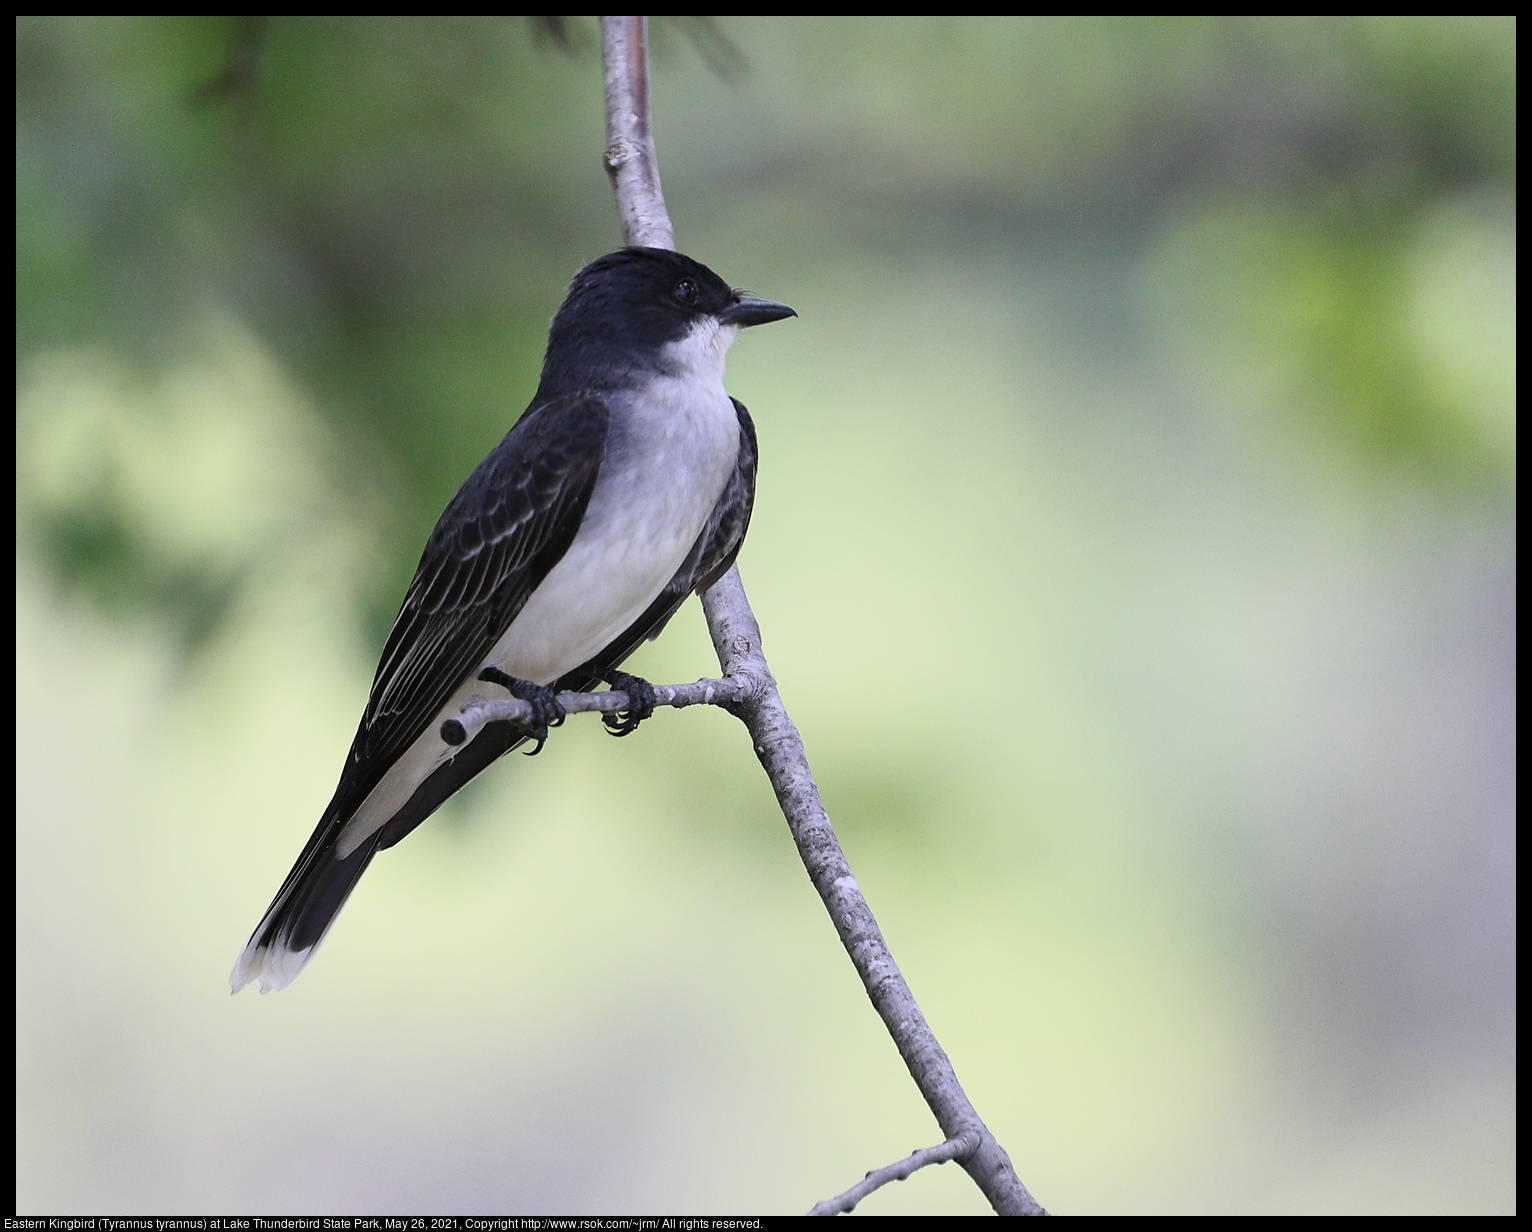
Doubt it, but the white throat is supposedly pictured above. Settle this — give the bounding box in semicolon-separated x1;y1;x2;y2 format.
659;317;741;388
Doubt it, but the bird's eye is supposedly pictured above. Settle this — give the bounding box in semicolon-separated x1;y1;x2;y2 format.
672;278;699;307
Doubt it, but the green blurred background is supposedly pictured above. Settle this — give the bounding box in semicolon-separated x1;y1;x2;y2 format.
15;16;1514;1215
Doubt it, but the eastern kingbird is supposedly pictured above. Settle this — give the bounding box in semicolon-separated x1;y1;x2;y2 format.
232;247;794;993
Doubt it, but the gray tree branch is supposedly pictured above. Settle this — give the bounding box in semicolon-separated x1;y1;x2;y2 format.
808;1132;982;1217
601;14;674;252
440;676;744;748
596;15;1047;1216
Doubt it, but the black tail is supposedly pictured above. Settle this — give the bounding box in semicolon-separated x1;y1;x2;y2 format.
229;811;384;994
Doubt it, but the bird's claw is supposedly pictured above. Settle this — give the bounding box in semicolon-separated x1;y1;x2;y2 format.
602;670;657;737
478;667;565;755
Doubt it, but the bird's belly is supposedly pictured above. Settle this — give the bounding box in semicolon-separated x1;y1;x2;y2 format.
485;503;707;684
485;527;679;684
487;418;738;685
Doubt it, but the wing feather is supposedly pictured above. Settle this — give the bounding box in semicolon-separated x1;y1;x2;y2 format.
342;390;610;811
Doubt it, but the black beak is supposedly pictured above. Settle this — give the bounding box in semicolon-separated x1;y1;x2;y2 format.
721;296;796;328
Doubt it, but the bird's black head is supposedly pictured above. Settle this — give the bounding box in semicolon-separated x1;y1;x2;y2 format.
537;247;794;395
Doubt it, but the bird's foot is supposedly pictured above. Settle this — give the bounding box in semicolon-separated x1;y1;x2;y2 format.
601;669;658;737
478;667;565;755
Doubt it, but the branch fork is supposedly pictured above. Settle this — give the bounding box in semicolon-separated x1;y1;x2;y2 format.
808;1130;982;1217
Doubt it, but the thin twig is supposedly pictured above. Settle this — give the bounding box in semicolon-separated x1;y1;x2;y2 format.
597;15;1047;1215
808;1131;981;1217
439;676;744;747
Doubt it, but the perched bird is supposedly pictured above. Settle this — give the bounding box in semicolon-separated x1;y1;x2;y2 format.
232;247;794;993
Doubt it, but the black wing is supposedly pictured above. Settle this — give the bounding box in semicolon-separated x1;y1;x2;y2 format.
246;391;609;931
348;391;609;795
